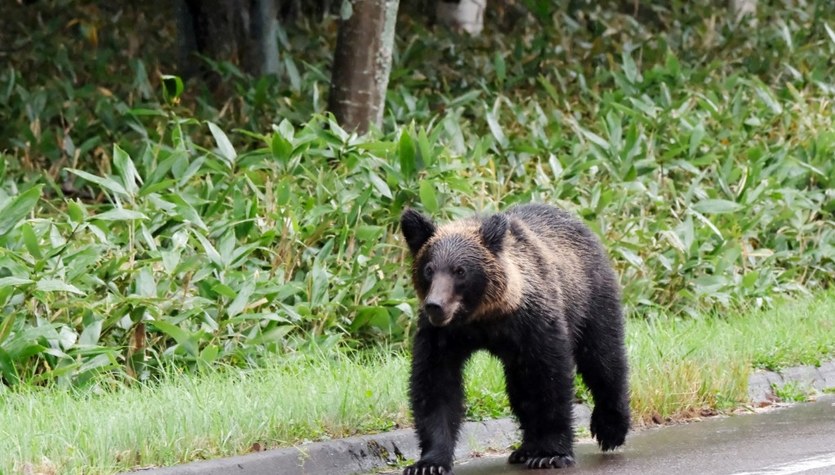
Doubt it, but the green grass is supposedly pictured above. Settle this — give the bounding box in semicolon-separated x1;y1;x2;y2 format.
3;291;834;474
771;382;813;403
0;351;413;475
629;290;835;422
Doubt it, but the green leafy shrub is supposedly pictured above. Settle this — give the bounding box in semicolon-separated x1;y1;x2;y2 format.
2;103;833;386
1;0;834;386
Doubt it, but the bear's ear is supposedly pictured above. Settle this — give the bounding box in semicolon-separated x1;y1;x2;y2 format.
480;214;508;254
401;208;436;255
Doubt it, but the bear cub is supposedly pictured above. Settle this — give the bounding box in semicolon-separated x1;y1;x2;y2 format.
400;203;630;474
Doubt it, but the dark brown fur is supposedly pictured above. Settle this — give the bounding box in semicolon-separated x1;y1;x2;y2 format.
401;203;630;474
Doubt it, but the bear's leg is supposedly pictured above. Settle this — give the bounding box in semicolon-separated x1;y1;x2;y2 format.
503;332;576;469
404;328;471;475
576;299;631;451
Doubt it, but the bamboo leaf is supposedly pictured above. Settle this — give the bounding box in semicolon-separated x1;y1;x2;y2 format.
208;122;237;164
66;169;129;196
692;199;742;214
227;281;256;318
93;209;149;221
150;320;198;357
368;172;392;199
35;279;84;295
419;181;438;213
0;185;42;237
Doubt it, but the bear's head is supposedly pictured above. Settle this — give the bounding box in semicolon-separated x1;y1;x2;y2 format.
400;208;517;327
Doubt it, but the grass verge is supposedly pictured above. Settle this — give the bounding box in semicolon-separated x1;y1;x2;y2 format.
2;290;834;474
629;290;835;421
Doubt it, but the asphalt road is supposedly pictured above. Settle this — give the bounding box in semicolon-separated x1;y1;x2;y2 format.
385;396;835;475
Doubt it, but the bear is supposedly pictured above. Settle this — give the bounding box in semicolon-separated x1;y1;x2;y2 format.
399;203;630;474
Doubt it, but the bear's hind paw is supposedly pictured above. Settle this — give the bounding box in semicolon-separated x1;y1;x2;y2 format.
525;454;575;469
590;406;629;451
403;461;452;475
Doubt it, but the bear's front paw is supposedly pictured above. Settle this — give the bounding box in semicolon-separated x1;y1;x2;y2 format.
403;460;453;475
508;445;542;464
590;405;629;451
525;454;575;469
508;447;530;464
509;447;574;469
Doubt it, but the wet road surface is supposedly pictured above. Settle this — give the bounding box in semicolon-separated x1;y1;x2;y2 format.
382;396;835;475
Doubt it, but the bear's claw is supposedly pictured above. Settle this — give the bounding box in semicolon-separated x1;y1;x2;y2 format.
508;448;529;464
525;454;575;469
509;448;574;469
403;461;452;475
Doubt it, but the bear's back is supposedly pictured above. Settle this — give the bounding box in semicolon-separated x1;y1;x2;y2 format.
503;204;617;321
505;203;599;254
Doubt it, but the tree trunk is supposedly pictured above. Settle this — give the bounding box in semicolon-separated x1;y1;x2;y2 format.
435;0;486;35
177;0;280;82
729;0;757;23
328;0;400;134
244;0;280;76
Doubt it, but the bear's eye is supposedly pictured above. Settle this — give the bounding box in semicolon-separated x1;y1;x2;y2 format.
454;267;466;277
424;266;434;279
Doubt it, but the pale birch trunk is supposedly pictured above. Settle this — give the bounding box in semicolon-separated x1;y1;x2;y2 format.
435;0;486;35
245;0;280;76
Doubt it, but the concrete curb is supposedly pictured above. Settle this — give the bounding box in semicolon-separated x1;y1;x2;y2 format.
127;361;834;475
127;405;589;475
747;360;835;405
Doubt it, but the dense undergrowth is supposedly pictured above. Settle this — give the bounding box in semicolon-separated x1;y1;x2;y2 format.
1;0;834;387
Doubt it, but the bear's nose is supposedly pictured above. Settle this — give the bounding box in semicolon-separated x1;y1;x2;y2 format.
424;301;443;319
